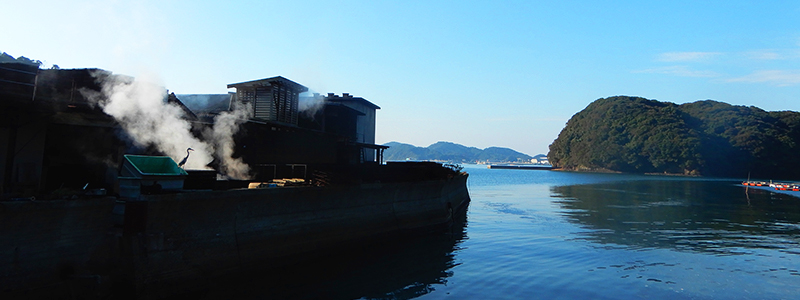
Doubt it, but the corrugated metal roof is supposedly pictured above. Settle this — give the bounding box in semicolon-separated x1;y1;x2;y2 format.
227;76;308;92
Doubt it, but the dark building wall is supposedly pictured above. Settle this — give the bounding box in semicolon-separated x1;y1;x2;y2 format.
0;117;47;197
0;129;7;193
34;69;110;104
1;63;41;195
1;116;126;197
42;122;124;193
1;67;125;197
323;104;360;141
324;94;380;162
326;94;379;145
236;122;338;173
0;62;38;101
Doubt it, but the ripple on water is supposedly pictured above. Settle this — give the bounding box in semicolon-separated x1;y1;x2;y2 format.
441;173;800;300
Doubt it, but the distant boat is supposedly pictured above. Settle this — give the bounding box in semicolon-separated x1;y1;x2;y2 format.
769;182;800;191
743;180;800;191
487;164;553;170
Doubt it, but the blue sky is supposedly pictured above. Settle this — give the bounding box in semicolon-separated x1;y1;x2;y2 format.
3;1;800;156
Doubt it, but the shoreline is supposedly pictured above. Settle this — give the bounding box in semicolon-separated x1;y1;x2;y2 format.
550;167;703;177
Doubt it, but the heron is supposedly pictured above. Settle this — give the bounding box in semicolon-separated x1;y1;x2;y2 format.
178;148;194;168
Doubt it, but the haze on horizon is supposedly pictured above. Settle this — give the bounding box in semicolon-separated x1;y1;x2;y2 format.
3;1;799;156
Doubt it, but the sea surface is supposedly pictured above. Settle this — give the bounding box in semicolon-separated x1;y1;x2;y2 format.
187;165;800;300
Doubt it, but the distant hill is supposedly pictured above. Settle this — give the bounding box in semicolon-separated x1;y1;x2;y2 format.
548;96;800;178
384;141;535;163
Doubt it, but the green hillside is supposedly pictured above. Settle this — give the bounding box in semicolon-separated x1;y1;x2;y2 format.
547;96;800;179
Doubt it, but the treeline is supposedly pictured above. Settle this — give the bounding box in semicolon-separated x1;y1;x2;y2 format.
548;96;800;179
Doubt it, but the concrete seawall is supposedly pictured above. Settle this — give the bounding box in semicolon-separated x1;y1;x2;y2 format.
0;174;469;299
0;198;118;298
125;174;469;297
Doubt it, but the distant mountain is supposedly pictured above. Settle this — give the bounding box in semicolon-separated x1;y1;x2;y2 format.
383;141;534;163
428;142;483;160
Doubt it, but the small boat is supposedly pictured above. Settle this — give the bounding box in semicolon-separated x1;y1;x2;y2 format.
775;185;800;191
763;181;800;191
487;164;553;170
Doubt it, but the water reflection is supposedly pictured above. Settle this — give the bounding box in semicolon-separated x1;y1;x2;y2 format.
551;180;800;255
172;206;469;300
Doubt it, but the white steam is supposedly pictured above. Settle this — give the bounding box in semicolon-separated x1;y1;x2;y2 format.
205;100;252;179
83;73;252;179
298;92;325;117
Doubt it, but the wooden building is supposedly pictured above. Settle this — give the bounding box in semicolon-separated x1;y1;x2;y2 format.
227;76;307;126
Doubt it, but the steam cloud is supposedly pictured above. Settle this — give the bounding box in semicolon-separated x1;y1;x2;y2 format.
205;100;252;179
298;92;325;117
83;72;252;179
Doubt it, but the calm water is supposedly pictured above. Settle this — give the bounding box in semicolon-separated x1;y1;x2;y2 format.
186;165;800;300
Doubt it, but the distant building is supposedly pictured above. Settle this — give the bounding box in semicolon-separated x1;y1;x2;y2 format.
531;155;549;165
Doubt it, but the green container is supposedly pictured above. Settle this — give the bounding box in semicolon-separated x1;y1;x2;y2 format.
122;155;188;176
120;155;188;198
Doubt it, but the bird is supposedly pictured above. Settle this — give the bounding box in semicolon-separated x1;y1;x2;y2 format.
178;148;194;168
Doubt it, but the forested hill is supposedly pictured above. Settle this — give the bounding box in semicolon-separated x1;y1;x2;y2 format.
384;141;533;163
547;96;800;179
